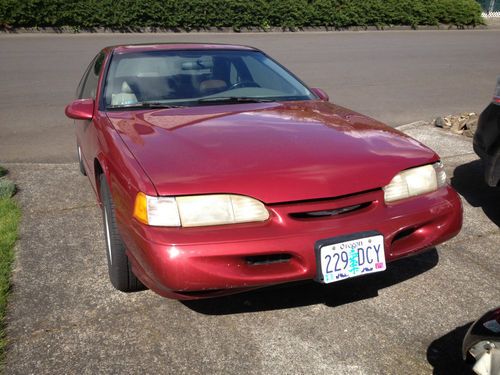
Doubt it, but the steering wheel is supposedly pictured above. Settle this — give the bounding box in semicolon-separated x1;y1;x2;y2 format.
228;81;260;90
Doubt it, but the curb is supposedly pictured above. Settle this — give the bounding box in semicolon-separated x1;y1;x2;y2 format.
395;121;428;131
396;120;475;140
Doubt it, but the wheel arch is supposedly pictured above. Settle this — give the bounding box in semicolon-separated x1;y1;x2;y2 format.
94;153;109;204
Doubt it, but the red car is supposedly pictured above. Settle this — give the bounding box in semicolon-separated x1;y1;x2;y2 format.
65;43;462;299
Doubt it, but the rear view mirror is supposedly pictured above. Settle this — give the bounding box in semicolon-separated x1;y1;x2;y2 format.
65;99;94;120
311;88;329;102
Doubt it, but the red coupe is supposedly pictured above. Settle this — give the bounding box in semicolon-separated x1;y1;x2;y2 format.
65;43;462;299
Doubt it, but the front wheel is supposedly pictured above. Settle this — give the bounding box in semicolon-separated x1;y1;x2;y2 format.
100;174;145;292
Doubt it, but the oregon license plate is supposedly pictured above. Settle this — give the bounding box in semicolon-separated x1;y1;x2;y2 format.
315;232;386;284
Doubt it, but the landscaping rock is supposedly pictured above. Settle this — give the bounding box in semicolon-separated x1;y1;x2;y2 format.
433;112;478;137
434;117;446;128
463;128;474;138
464;114;479;137
450;115;465;134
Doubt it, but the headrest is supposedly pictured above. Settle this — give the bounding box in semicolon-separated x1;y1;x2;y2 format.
199;80;227;92
121;81;133;93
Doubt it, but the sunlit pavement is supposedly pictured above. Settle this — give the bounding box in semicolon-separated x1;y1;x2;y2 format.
1;30;499;374
3;122;499;374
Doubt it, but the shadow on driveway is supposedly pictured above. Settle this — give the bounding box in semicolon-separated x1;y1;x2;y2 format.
183;249;439;315
451;159;500;227
427;322;474;375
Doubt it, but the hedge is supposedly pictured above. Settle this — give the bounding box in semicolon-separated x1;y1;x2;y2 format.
0;0;484;30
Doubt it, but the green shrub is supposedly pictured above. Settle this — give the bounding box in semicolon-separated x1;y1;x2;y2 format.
0;179;15;200
0;0;484;29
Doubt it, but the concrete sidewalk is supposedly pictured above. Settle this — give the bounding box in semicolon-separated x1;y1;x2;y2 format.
3;123;500;374
486;17;500;29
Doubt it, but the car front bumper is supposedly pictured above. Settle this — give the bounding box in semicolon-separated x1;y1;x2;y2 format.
122;186;462;299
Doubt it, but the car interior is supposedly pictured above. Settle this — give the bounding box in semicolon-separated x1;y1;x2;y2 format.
108;55;248;106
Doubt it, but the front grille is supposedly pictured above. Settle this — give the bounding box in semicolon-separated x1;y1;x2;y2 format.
289;202;371;220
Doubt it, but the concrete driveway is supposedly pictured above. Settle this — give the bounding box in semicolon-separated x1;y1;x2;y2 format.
1;30;499;374
4;123;500;374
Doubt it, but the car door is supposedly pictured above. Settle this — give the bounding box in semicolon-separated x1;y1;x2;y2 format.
75;51;106;177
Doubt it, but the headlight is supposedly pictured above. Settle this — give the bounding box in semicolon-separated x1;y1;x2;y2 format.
383;162;447;203
133;193;269;227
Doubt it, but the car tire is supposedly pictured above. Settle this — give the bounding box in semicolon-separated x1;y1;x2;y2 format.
77;146;86;176
99;174;145;293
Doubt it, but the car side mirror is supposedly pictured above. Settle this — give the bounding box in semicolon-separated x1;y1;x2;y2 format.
311;88;329;102
65;99;94;120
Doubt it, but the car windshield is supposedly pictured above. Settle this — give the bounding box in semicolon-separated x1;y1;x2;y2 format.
103;49;315;109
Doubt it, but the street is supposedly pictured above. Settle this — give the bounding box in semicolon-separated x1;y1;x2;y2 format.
0;30;499;162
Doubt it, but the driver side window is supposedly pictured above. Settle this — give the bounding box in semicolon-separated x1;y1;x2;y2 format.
79;52;105;100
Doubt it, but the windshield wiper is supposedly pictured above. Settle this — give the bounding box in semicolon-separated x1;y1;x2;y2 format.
107;102;184;110
197;97;274;104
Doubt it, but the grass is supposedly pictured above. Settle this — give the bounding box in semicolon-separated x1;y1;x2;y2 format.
0;169;20;362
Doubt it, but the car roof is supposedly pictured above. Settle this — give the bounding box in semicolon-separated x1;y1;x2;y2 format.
107;43;259;54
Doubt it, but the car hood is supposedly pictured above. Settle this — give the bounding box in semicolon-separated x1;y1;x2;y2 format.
107;101;438;203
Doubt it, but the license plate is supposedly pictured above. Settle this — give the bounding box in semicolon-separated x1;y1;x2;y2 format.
315;232;386;284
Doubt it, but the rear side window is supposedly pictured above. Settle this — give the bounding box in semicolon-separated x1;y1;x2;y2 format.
79;52;105;99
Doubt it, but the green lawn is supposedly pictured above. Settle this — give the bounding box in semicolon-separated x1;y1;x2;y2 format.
0;171;20;361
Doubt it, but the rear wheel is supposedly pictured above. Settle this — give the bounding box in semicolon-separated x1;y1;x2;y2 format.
99;174;145;292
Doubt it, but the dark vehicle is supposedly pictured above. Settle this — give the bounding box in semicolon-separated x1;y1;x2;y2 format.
474;76;500;187
463;307;500;375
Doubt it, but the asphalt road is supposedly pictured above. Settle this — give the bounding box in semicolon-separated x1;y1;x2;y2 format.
1;30;500;163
